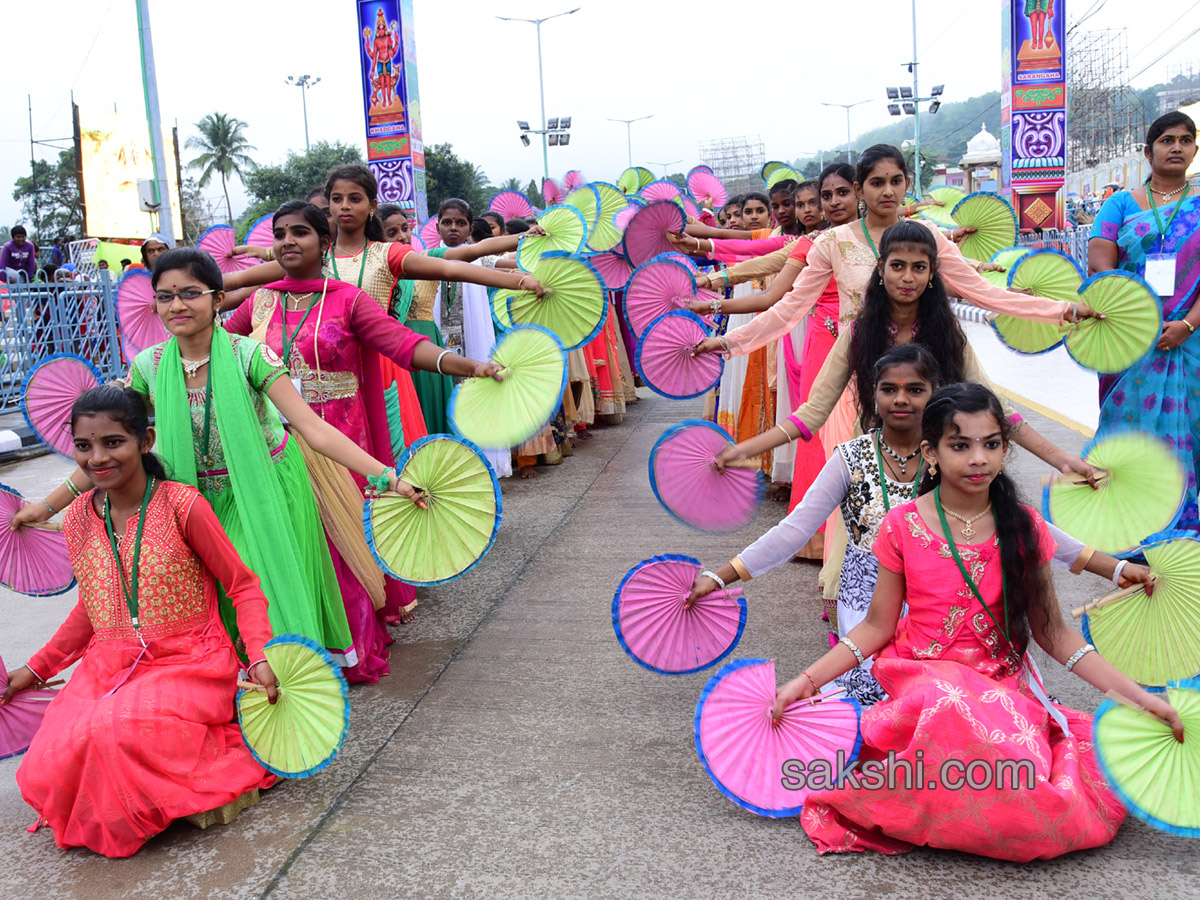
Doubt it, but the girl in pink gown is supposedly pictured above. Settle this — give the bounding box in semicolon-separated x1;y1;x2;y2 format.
3;386;279;857
226;200;504;684
772;383;1184;861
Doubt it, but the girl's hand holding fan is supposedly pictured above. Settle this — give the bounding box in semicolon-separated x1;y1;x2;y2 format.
772;670;819;719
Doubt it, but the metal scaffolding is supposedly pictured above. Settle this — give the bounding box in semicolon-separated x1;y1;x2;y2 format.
698;135;766;198
1067;28;1146;170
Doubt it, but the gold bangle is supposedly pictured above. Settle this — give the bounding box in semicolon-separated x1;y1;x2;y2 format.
1184;320;1196;334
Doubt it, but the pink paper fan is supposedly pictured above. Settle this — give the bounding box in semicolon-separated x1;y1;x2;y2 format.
563;170;585;191
695;658;862;816
0;652;59;760
586;251;634;292
196;225;259;276
667;252;700;275
624;202;686;268
613;554;746;675
639;180;684;204
243;214;274;249
22;355;101;458
687;171;729;210
636;311;722;399
687;165;714;177
116;269;168;360
680;194;701;220
0;484;74;597
418;218;442;250
624;256;713;337
542;178;565;207
649;420;765;532
489;190;535;220
614;198;645;234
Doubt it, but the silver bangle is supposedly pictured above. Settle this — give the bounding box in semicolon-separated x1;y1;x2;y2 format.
700;569;726;591
838;636;865;665
719;336;730;353
435;349;451;375
712;296;722;316
1065;643;1096;672
1110;560;1128;588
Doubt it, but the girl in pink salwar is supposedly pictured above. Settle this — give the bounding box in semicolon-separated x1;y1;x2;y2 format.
773;383;1183;861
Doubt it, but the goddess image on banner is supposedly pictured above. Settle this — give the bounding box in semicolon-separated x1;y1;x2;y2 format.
359;1;408;139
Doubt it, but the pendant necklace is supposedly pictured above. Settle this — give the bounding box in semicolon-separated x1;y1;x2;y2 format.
879;436;920;474
940;502;992;540
180;356;210;379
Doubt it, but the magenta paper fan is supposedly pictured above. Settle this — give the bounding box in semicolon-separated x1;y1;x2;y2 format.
624;202;686;269
0;654;59;761
116;268;168;359
0;483;74;597
542;177;565;207
649;420;765;532
489;190;535;220
639;179;684;204
636;311;722;400
418;218;441;250
612;554;747;675
687;165;714;177
614;197;646;235
243;214;274;249
22;354;101;458
687;170;729;210
585;251;634;291
695;658;862;816
563;170;585;191
624;256;712;337
197;225;259;276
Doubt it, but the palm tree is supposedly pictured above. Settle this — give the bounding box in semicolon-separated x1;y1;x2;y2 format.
186;113;256;224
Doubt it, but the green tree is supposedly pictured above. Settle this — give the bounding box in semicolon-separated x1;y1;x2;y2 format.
12;148;84;241
666;172;687;191
523;179;541;210
801;160;822;180
902;148;937;192
425;143;491;216
186;113;256;225
237;141;363;235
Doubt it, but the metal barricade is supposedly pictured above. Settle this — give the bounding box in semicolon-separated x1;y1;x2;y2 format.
1017;227;1090;267
0;275;124;412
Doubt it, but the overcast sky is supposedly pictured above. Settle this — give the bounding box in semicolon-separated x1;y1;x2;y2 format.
1;1;1191;231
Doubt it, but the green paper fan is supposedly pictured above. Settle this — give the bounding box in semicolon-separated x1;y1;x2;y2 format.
517;204;588;272
237;634;349;778
766;166;800;190
951;193;1017;262
917;186;966;229
1093;679;1200;837
505;251;607;351
761;160;787;181
635;167;655;190
565;184;601;235
587;182;627;252
1064;271;1163;374
1046;431;1185;555
1083;539;1200;686
617;168;641;194
364;435;501;586
989;249;1076;354
449;325;567;448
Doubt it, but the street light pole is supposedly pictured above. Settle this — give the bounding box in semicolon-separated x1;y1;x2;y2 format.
135;0;176;245
819;100;870;166
911;0;921;196
498;8;580;182
647;160;681;178
286;75;321;151
608;116;653;167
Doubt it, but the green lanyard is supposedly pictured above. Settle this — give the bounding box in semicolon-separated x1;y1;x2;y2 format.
199;358;215;488
103;477;155;630
330;242;370;288
1147;184;1191;247
861;222;881;259
280;279;327;366
873;432;923;513
933;484;1010;643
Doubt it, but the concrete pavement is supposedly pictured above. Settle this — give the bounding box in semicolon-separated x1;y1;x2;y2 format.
0;390;1195;899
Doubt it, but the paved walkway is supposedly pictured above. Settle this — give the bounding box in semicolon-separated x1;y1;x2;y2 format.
0;391;1194;899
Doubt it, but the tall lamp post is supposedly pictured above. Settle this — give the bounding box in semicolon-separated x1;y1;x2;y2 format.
498;8;580;181
820;99;870;165
609;115;654;168
883;0;944;197
647;159;681;178
286;74;321;151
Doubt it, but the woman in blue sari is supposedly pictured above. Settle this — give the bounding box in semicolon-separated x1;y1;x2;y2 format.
1089;110;1200;536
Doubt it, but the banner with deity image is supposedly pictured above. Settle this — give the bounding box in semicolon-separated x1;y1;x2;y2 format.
1000;0;1067;231
357;0;427;222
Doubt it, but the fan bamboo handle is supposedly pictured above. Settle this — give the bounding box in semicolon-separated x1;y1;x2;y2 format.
35;678;65;688
1071;580;1152;619
26;521;63;532
722;458;761;470
1104;689;1161;721
236;680;269;693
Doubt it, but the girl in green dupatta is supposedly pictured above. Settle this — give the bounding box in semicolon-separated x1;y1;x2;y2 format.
22;249;426;668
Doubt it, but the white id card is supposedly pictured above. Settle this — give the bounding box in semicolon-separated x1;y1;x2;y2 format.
278;376;303;426
1145;253;1177;296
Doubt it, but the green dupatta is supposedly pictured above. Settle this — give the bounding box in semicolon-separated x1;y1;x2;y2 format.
155;327;322;636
